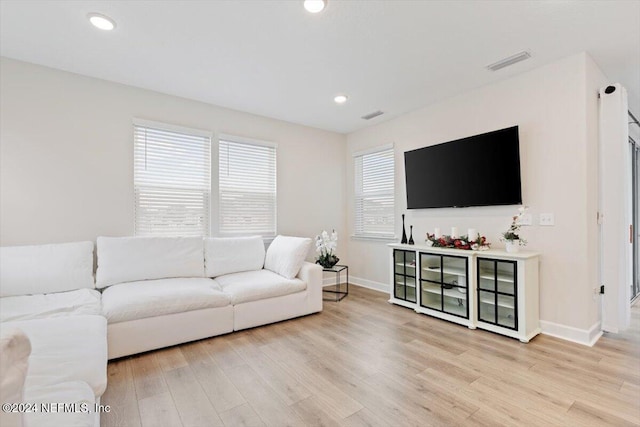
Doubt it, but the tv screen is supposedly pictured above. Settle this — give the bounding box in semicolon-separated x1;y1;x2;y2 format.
404;126;522;209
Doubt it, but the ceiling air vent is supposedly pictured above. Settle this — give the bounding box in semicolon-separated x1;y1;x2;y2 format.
486;51;531;71
361;110;384;120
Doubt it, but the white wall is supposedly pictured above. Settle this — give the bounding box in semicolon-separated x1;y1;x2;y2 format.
0;58;347;251
346;53;603;337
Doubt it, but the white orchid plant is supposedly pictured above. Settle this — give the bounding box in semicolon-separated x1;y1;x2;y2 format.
315;230;339;268
501;206;528;246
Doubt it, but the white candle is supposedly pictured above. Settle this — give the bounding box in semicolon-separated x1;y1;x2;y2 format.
434;227;441;238
451;227;459;238
468;228;477;241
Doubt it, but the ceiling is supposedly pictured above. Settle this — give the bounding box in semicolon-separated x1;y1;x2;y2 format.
1;1;639;134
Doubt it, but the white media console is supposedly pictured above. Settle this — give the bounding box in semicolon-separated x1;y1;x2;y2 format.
389;243;540;342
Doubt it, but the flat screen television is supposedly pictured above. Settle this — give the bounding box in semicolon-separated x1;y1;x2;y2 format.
404;126;522;209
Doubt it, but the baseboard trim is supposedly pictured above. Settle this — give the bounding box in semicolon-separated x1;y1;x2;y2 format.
349;276;389;293
540;320;602;346
325;275;605;346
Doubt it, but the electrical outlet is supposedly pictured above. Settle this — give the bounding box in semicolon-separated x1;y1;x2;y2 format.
539;213;555;226
518;214;532;226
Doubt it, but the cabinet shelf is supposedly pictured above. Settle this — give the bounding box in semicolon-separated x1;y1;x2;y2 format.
397;262;416;268
422;283;467;299
421;294;467;317
478;270;514;283
422;266;467;277
478;294;515;309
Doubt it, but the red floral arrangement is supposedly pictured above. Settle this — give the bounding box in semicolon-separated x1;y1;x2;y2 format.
425;234;490;251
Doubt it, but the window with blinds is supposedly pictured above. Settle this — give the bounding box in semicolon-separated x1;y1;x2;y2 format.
219;136;277;236
133;120;211;237
354;146;395;238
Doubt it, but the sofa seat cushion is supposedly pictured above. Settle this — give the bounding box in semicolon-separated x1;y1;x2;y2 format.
216;269;307;305
24;381;95;427
4;315;107;397
0;289;102;323
101;278;229;324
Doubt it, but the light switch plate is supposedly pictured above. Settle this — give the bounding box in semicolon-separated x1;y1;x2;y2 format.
539;213;555;226
518;214;533;226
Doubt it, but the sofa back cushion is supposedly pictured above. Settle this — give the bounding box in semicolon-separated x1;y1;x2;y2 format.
205;236;265;277
0;241;95;297
96;236;204;288
264;235;311;279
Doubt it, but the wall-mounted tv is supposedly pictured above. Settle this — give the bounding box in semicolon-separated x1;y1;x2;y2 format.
404;126;522;209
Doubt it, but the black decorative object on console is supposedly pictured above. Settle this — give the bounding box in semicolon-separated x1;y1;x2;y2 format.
401;214;408;244
408;226;415;245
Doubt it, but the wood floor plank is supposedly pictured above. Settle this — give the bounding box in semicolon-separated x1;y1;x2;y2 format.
341;408;396;427
201;336;247;371
225;365;305;426
129;353;168;400
163;365;224;427
102;286;640;427
218;403;265;427
188;360;246;414
154;346;189;373
289;396;343;427
101;359;141;427
270;357;364;420
138;392;182;427
567;400;640;427
227;336;312;405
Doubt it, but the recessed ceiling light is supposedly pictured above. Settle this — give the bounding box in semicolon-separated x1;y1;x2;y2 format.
304;0;326;13
88;13;116;31
334;94;348;104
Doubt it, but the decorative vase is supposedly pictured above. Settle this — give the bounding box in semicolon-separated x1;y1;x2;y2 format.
408;225;415;245
317;254;339;269
401;214;408;244
505;240;520;253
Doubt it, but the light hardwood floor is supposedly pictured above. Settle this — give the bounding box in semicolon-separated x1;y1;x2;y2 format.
102;286;640;427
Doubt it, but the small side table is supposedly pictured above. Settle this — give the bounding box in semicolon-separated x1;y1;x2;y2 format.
322;265;348;301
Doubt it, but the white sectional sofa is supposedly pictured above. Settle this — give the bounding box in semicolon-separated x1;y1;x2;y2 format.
0;234;322;426
0;241;107;427
97;235;322;359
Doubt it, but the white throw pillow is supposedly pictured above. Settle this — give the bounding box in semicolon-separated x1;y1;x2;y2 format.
0;241;95;297
264;235;311;279
205;236;265;277
0;328;31;427
96;236;204;288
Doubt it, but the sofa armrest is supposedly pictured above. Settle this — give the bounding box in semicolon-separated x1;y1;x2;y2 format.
297;262;323;312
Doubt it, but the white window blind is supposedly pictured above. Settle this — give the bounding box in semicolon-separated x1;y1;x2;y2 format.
354;146;395;238
133;120;211;237
219;136;277;236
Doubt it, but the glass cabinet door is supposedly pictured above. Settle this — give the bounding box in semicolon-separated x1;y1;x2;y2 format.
419;253;468;319
394;250;416;303
441;255;468;318
420;253;441;311
477;258;518;330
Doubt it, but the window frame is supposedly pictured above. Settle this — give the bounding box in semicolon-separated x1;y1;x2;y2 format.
352;144;396;241
132;118;212;237
218;133;278;237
